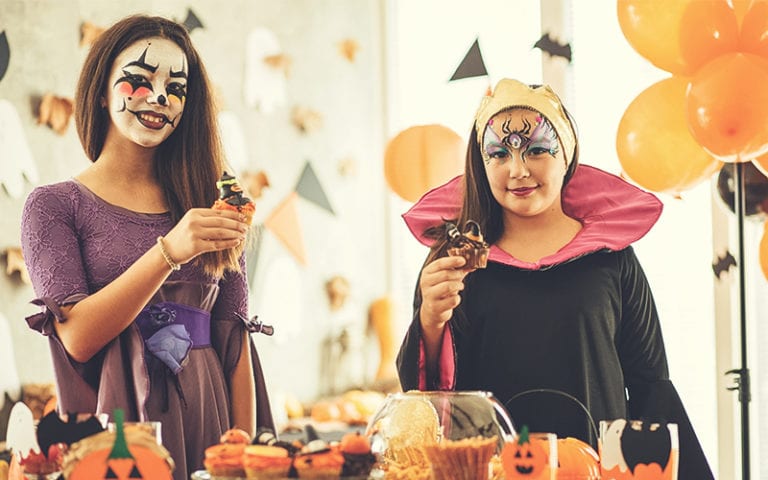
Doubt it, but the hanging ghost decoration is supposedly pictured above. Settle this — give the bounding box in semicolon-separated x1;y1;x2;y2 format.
0;99;38;198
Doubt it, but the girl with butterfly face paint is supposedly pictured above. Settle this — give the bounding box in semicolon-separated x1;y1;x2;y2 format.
20;15;273;480
397;79;714;479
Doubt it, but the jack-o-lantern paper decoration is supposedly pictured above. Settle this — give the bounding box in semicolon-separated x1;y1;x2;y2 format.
502;426;555;479
384;124;466;203
66;409;173;480
552;436;601;479
600;419;678;480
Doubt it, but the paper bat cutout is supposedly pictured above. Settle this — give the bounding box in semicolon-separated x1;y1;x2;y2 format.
182;8;204;32
621;421;672;473
0;31;9;83
5;247;30;284
37;93;74;135
80;21;105;47
337;38;360;62
712;250;737;279
449;38;488;81
36;411;106;454
533;32;572;63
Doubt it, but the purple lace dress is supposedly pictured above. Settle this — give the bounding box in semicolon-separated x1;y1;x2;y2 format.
20;180;273;480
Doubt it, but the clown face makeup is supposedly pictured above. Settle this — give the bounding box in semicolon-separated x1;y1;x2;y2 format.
105;37;187;148
482;108;568;218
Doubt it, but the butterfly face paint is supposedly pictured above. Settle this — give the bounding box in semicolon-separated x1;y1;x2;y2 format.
105;37;188;148
482;110;560;165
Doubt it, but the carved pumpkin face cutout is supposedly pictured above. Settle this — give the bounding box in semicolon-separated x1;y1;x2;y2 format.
502;426;549;479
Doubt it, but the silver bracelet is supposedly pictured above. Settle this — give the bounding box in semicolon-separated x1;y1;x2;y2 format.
156;236;181;271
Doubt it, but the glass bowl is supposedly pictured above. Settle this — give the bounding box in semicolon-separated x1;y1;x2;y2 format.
364;390;515;471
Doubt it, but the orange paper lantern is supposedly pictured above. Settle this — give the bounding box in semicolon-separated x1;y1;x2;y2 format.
616;77;722;195
384;124;466;203
686;52;768;162
617;0;738;76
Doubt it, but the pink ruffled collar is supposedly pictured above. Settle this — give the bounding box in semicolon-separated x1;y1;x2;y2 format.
402;164;663;270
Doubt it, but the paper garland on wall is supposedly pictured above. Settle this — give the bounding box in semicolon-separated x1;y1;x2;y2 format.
295;162;334;214
244;28;287;113
449;38;488;81
182;8;204;32
264;192;307;266
0;99;38;198
0;31;9;83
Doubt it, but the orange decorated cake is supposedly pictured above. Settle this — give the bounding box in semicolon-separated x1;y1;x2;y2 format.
446;220;489;269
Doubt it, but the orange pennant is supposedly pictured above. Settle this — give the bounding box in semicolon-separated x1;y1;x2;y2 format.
264;192;307;266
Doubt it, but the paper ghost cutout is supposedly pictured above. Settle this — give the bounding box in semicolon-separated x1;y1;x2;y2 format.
244;28;287;113
5;247;30;284
182;8;204;32
337;38;360;62
37;93;75;135
218;110;249;174
6;402;40;458
291;106;323;134
533;32;572;63
0;98;38;198
0;31;9;83
79;21;105;47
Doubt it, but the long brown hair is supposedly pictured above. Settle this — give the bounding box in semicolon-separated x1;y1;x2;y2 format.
74;14;240;277
423;107;580;266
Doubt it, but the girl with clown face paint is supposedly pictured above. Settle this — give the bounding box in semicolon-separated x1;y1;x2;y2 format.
396;78;714;479
20;15;273;479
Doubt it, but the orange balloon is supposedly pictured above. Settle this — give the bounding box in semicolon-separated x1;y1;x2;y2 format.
616;77;723;195
618;0;738;75
384;124;466;202
678;0;739;73
739;0;768;57
687;52;768;162
732;0;755;24
761;221;768;281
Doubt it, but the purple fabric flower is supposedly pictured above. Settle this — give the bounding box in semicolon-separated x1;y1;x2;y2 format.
146;324;192;374
147;304;177;331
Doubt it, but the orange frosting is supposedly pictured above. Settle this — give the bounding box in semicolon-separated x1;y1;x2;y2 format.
294;450;345;470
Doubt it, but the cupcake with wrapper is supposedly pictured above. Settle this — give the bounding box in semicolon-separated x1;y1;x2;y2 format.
446;220;490;269
212;171;256;225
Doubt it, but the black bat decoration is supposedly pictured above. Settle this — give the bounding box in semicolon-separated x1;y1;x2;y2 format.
712;251;737;279
533;32;572;63
620;421;672;473
36;411;105;454
182;8;204;32
0;31;10;83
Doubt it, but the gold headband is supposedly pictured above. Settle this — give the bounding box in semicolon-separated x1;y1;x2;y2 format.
474;79;576;166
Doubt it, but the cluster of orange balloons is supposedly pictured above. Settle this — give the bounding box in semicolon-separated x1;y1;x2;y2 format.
616;0;768;280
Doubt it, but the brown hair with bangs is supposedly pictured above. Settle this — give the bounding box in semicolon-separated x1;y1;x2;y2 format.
74;14;241;278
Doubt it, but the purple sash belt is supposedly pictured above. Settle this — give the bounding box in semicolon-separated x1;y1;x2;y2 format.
135;302;211;374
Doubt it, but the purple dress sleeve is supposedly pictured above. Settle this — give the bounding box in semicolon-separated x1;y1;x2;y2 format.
21;183;90;306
